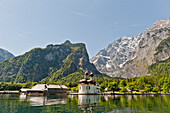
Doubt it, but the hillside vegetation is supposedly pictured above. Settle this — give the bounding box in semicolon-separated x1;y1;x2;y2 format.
0;41;109;83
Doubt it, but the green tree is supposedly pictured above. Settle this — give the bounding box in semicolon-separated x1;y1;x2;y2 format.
120;87;127;94
108;82;119;94
71;87;78;92
119;80;127;87
152;86;159;93
23;82;36;88
127;83;136;94
145;84;153;93
99;83;106;92
159;77;165;87
163;83;170;93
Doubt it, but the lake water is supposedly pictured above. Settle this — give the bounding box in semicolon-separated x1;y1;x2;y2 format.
0;94;169;113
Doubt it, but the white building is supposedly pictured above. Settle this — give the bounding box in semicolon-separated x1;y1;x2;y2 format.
20;84;68;95
78;72;99;94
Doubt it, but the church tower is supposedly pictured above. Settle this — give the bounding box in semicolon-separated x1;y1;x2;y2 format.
78;72;99;94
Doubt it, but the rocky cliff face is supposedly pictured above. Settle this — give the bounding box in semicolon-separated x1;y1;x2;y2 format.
90;34;142;77
0;41;102;82
0;48;14;62
91;18;170;78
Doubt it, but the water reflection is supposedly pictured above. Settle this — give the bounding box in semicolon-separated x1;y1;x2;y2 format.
0;94;169;113
78;95;170;113
20;94;67;106
78;95;99;112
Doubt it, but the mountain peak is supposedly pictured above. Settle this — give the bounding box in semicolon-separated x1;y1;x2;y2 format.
63;40;72;45
0;48;14;62
150;18;170;30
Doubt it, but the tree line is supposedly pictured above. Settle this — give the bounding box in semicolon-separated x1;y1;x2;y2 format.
98;75;170;94
0;75;169;94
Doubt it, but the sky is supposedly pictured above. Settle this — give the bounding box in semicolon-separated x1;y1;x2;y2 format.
0;0;169;58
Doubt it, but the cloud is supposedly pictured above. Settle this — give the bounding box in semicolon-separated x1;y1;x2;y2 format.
20;31;33;35
70;10;92;18
17;31;33;38
61;6;92;18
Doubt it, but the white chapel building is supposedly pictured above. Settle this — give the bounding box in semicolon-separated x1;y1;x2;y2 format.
78;72;99;94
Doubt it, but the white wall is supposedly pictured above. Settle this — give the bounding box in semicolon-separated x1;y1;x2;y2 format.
79;84;88;94
79;84;98;94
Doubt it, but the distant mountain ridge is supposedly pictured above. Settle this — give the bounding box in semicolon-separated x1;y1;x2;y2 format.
0;41;108;82
91;18;170;78
0;48;14;62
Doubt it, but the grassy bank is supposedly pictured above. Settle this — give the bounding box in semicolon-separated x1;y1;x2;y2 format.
0;91;19;94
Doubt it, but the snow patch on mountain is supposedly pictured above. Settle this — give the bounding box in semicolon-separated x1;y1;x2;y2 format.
90;18;170;77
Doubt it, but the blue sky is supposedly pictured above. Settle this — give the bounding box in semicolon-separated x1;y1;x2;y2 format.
0;0;169;58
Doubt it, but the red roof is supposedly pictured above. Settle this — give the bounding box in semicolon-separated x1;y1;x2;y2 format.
87;79;96;85
79;79;88;84
79;79;96;85
79;72;96;85
84;72;88;75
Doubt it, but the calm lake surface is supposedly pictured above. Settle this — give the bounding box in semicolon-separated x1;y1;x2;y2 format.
0;94;169;113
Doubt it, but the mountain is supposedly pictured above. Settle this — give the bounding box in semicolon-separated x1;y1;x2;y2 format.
90;35;142;77
0;41;108;82
0;48;14;62
91;18;170;78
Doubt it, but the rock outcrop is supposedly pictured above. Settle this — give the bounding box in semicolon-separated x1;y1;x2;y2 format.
91;18;170;78
0;48;14;62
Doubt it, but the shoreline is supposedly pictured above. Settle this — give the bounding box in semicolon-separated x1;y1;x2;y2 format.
0;91;19;94
69;92;170;95
0;91;170;95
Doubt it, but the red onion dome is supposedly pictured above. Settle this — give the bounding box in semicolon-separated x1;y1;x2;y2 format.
84;72;88;75
90;73;94;77
79;79;88;84
87;79;96;85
